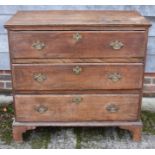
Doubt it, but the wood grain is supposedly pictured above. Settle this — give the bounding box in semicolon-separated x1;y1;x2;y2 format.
120;125;142;142
12;119;142;142
9;31;146;59
12;63;143;91
13;90;141;94
5;10;151;29
12;58;144;64
5;10;151;142
15;94;140;122
12;125;36;142
13;119;143;127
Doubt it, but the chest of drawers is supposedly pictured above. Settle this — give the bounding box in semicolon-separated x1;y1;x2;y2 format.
5;10;151;142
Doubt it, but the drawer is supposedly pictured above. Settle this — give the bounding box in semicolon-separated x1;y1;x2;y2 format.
15;94;140;122
9;31;146;59
12;63;143;91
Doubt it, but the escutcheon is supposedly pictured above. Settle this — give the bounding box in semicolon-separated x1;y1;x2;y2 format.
73;32;82;42
73;66;82;75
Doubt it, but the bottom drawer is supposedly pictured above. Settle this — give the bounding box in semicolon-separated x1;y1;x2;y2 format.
15;94;140;122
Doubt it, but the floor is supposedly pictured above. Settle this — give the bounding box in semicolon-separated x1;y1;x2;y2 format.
1;127;155;149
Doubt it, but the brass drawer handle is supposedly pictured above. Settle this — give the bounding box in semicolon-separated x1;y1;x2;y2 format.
73;66;82;75
107;72;122;82
32;40;45;50
73;32;82;41
72;96;83;104
35;105;48;114
106;104;119;113
110;40;124;50
33;73;47;83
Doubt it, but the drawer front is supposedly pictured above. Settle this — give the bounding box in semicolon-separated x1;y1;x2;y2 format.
12;63;143;91
9;31;146;59
15;94;140;122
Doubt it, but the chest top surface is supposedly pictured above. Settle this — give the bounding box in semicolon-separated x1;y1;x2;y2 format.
5;10;151;30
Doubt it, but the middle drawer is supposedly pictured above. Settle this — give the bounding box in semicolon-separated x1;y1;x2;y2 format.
12;63;143;91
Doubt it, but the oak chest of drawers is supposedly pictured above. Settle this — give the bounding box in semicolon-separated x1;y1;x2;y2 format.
5;10;151;142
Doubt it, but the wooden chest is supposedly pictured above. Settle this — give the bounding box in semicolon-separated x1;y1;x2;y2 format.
5;10;151;142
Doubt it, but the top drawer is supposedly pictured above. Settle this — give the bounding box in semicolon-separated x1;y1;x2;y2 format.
9;31;146;59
